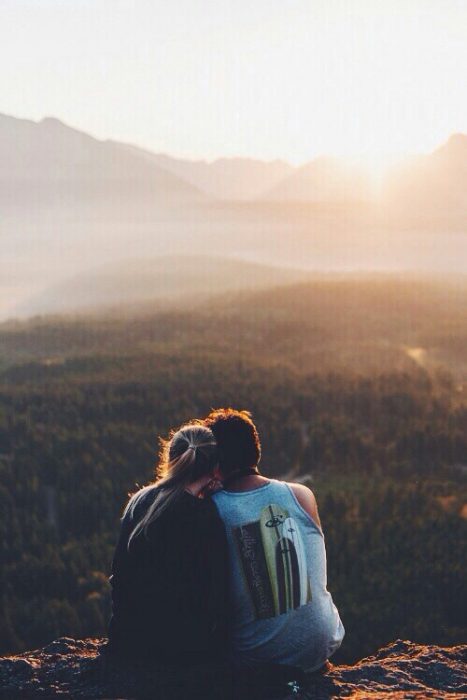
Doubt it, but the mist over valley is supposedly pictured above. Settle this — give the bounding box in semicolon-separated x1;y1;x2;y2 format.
1;113;466;320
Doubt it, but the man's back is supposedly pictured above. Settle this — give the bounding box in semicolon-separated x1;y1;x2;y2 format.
213;479;344;671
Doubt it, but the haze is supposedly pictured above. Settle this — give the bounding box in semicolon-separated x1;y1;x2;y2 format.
1;0;466;167
1;1;466;319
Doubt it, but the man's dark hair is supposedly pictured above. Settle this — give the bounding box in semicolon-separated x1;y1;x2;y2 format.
204;408;261;477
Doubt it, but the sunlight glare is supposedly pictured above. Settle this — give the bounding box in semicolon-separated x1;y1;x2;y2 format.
344;152;411;194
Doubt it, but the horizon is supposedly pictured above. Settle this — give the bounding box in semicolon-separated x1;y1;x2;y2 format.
1;1;466;168
1;0;466;320
1;105;467;321
2;108;466;177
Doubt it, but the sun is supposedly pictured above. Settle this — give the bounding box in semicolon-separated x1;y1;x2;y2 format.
342;151;410;195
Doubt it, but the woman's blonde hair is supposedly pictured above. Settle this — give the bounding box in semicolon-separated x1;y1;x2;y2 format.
124;422;218;548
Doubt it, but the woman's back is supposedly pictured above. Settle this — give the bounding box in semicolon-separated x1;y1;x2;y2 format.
213;479;344;671
108;485;229;663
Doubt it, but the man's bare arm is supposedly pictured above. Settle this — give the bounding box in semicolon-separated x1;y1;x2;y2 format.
289;483;322;530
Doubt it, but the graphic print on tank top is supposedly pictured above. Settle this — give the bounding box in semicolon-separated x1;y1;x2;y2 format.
234;503;312;619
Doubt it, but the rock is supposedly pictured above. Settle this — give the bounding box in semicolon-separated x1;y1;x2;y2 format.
0;637;465;699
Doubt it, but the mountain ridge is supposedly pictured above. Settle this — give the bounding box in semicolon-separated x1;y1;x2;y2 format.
111;142;294;200
0;112;206;203
1;112;466;319
2;111;465;204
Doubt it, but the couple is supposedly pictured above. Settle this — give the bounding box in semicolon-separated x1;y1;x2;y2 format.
106;408;344;674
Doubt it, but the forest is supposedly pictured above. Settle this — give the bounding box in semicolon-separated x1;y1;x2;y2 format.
0;276;466;663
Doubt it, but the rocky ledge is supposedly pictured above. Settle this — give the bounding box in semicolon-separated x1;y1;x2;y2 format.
0;638;466;699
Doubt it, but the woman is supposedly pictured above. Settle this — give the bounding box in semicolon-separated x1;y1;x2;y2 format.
105;422;229;664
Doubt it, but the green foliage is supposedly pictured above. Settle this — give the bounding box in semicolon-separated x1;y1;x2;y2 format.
321;480;466;662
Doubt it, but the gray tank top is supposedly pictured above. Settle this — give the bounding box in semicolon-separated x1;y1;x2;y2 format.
213;479;345;671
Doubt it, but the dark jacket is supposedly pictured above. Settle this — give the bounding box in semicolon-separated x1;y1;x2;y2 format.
106;486;230;664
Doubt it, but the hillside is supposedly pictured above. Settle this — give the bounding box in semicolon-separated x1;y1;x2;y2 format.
15;256;309;317
3;274;467;379
0;113;205;208
116;144;294;200
263;157;372;203
383;133;467;225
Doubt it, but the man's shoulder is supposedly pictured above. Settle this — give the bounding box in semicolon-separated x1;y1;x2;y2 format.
287;482;322;529
288;481;315;499
211;490;230;518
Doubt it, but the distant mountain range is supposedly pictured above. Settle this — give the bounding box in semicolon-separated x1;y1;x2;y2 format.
114;144;294;201
1;112;466;206
1;112;466;319
383;133;467;222
0;113;205;209
263;156;373;203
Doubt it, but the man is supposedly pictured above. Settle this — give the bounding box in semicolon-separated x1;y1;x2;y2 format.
204;408;345;672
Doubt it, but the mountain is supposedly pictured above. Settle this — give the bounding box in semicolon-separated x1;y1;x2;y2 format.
18;255;309;316
261;134;467;221
0;113;211;320
1;113;466;321
382;133;467;225
2;112;465;214
113;144;294;200
0;113;206;209
261;156;373;203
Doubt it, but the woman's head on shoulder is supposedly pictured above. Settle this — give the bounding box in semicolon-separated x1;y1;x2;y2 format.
159;421;218;484
125;421;220;546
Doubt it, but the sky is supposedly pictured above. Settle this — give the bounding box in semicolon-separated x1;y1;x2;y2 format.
0;0;466;166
